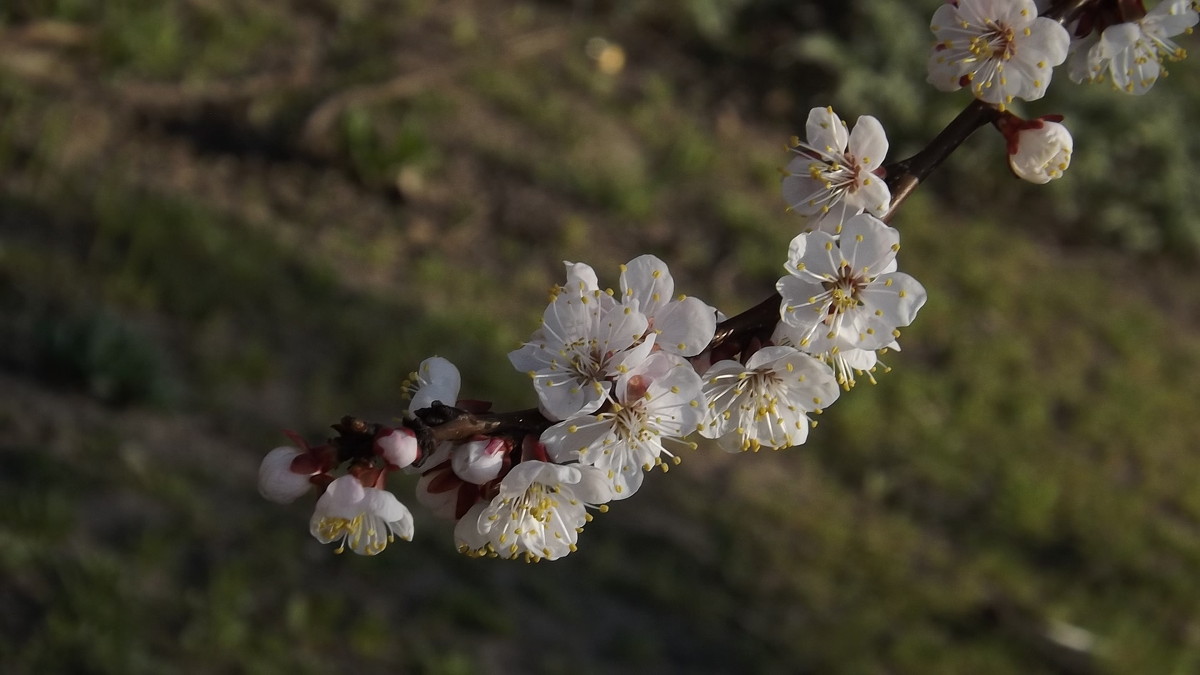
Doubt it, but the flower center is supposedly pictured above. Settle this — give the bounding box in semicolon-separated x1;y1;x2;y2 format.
970;21;1016;61
316;514;369;554
567;339;608;380
611;403;654;443
808;153;861;197
514;483;558;524
824;264;866;316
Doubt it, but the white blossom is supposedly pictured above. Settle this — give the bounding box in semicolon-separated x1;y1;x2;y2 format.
927;0;1070;109
541;352;704;499
310;475;414;555
1008;119;1073;183
617;254;717;357
777;213;927;355
1072;0;1199;94
509;287;654;421
699;346;840;452
472;461;613;561
782;107;890;234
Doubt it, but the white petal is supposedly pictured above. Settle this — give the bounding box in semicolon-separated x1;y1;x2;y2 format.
839;214;899;273
542;416;614;464
598;304;651;358
786;231;840;278
366;488;414;541
571;465;616;505
606;459;645;500
1066;34;1101;83
502;460;580;498
316;475;366;519
862;272;928;329
533;370;610;421
619;254;674;316
926;47;965;92
651;296;717;356
1026;18;1070;67
410;356;461;412
805;106;848;154
776;275;827;333
563;261;599;293
847;115;888;169
606;330;656;376
507;342;549;373
850;176;891;217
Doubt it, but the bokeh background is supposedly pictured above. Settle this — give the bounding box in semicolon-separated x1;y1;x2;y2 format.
3;1;1200;673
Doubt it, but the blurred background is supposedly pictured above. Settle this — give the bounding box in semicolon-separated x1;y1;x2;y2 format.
3;1;1200;673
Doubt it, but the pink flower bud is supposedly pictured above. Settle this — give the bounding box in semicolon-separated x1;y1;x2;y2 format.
1008;120;1073;185
376;427;420;469
451;438;509;484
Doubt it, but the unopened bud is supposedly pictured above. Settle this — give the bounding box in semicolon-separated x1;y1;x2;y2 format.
1008;119;1072;184
451;438;509;484
376;427;420;469
258;446;318;504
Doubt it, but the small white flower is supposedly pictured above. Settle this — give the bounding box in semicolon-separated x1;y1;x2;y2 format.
782;107;891;233
310;475;414;555
777;213;927;355
617;254;717;357
927;0;1070;109
509;287;654;421
1008;119;1072;183
406;356;461;413
257;446;317;504
451;437;508;484
541;351;704;498
1075;1;1198;94
475;461;612;561
699;346;840;452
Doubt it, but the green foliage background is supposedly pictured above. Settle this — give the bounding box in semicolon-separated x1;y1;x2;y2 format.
2;1;1200;673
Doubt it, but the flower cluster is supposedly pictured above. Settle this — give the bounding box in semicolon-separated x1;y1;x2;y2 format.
258;428;419;556
1064;0;1199;95
258;198;926;558
257;0;1197;561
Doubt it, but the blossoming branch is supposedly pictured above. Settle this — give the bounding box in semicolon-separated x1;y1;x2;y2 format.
257;0;1199;561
